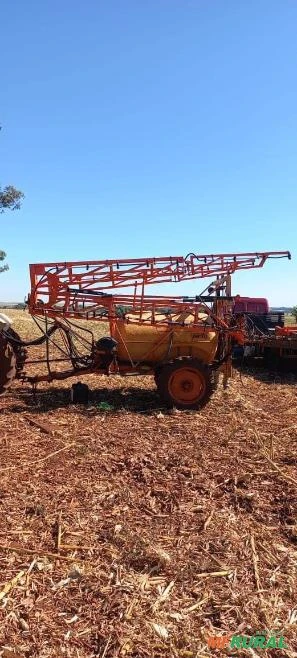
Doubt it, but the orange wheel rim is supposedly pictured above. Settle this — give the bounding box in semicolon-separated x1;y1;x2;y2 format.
168;367;206;404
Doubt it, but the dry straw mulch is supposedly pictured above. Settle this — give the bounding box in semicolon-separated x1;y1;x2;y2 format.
0;312;296;657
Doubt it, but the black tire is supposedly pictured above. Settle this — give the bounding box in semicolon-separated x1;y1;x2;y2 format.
6;327;27;374
154;365;162;387
0;334;17;395
155;357;217;410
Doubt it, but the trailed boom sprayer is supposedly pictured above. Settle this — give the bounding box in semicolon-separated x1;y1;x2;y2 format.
0;250;290;409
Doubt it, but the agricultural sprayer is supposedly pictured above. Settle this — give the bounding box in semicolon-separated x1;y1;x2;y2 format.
0;250;290;409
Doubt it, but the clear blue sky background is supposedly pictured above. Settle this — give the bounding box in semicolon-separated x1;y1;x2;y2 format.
1;0;296;304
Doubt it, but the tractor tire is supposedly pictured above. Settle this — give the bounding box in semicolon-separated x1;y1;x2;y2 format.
154;366;162;387
0;334;17;395
5;327;27;375
155;357;217;410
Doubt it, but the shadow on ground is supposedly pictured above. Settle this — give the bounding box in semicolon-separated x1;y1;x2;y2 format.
233;359;297;385
8;385;166;415
3;362;297;415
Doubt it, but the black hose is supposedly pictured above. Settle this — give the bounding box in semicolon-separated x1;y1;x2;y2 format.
4;323;58;347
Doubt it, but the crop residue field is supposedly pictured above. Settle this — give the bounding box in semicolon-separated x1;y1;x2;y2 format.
0;310;296;657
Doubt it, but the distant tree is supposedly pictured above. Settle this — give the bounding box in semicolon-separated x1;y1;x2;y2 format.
0;184;24;213
0;127;24;272
292;306;297;322
0;250;8;274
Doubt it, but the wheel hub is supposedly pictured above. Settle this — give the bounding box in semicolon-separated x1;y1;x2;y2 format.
168;367;206;404
181;379;193;392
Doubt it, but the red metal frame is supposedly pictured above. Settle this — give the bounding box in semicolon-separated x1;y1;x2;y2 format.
276;325;297;336
28;251;290;326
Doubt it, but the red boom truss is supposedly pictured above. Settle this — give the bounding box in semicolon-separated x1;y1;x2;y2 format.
28;251;290;324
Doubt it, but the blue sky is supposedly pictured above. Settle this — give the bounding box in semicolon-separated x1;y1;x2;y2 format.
1;0;296;304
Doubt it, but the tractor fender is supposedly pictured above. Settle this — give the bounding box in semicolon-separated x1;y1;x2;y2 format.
0;313;13;332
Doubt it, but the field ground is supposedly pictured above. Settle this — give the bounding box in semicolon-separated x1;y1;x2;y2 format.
285;314;296;326
0;310;296;657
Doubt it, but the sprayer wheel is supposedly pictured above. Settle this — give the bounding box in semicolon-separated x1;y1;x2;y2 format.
155;357;217;410
0;334;17;395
